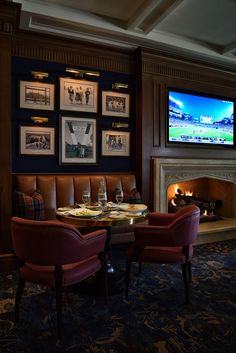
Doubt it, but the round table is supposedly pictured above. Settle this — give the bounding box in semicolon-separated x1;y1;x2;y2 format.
56;205;149;273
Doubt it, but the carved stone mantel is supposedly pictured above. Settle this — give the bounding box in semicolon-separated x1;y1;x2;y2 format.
153;158;236;212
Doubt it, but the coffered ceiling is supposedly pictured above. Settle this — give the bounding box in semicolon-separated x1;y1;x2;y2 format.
13;0;236;70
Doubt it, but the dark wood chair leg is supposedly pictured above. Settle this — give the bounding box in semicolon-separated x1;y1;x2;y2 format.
187;261;192;282
100;252;108;304
54;266;63;340
181;263;189;304
125;260;131;299
15;276;25;322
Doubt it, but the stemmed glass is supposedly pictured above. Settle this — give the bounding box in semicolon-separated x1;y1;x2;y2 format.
82;190;91;207
115;189;124;205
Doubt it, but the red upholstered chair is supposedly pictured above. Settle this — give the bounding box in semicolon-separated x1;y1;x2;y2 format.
125;204;200;303
11;217;108;339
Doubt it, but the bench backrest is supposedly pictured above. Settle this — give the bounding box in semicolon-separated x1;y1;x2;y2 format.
14;174;137;219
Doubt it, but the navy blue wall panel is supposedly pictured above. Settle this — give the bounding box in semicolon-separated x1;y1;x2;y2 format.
12;57;136;173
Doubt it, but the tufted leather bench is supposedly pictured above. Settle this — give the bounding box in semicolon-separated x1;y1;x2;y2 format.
13;174;139;243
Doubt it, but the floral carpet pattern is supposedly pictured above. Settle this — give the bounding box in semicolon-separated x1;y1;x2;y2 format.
0;240;236;353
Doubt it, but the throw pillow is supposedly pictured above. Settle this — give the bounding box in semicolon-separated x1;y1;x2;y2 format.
123;188;142;204
14;189;45;220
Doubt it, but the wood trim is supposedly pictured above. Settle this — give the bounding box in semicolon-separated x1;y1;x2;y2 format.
12;32;135;74
141;49;236;87
0;1;21;35
153;81;160;147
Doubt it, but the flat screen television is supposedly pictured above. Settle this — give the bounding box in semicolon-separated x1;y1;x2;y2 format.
167;88;235;146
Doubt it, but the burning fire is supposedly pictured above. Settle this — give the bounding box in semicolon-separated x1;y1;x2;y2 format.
174;184;193;196
174;184;180;194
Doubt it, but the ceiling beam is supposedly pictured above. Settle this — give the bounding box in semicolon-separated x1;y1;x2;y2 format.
127;0;184;34
222;40;236;57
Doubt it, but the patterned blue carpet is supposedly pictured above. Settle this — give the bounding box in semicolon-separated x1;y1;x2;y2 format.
0;240;236;353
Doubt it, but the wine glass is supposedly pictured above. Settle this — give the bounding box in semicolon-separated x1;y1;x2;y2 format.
115;189;124;205
82;190;91;207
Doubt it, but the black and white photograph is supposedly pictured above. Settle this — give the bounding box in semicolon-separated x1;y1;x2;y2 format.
20;126;55;155
60;116;97;164
60;78;98;113
19;81;55;110
102;91;130;117
101;130;130;156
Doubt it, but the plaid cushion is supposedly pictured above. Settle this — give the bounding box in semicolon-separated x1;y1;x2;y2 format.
123;188;142;204
14;189;45;220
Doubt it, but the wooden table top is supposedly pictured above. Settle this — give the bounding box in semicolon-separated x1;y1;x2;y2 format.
56;204;149;228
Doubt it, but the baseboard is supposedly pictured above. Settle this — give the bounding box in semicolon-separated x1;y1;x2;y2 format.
0;253;16;272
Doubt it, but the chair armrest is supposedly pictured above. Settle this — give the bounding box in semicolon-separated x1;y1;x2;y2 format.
79;229;108;260
148;212;176;226
134;224;174;246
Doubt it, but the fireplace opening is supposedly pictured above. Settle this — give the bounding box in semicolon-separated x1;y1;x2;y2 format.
167;177;236;222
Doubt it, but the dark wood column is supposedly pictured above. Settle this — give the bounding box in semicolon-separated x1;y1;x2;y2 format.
0;1;20;269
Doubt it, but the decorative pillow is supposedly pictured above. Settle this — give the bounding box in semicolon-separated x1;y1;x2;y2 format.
14;189;45;220
123;188;142;204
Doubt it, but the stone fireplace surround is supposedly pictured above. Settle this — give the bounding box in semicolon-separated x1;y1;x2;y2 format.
153;158;236;212
152;158;236;244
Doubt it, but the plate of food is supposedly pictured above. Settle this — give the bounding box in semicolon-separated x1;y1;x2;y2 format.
77;203;101;211
117;203;147;213
68;208;102;218
57;207;73;212
108;211;127;219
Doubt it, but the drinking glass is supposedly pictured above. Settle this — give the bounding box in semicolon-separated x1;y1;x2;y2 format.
115;189;124;205
82;190;91;207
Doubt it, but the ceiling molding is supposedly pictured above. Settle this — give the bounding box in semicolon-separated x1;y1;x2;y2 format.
12;0;236;71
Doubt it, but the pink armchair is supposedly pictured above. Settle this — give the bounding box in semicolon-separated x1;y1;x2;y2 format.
125;205;200;303
11;217;108;339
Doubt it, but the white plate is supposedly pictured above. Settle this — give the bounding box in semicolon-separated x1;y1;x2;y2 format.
68;208;102;218
117;203;147;213
108;211;127;219
57;207;72;212
77;203;100;210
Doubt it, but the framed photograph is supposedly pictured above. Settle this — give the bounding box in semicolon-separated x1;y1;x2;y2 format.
20;126;55;155
102;91;130;117
60;78;98;113
60;116;97;164
101;130;130;156
19;81;55;110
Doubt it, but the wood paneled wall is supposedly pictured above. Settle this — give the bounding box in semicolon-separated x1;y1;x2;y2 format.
0;2;236;270
138;48;236;208
0;2;21;270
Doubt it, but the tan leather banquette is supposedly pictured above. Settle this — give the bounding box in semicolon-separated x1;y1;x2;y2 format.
14;174;139;243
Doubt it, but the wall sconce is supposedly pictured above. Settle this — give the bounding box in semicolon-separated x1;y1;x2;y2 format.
112;122;129;128
31;116;48;124
31;71;48;80
112;82;128;90
65;67;100;78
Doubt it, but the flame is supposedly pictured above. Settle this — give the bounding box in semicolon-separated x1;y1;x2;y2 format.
174;184;179;195
203;210;208;216
185;190;193;196
171;199;177;206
